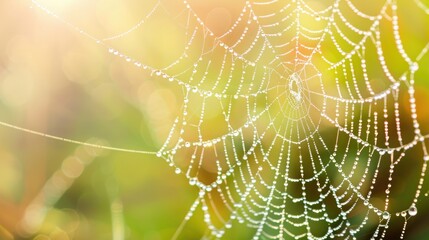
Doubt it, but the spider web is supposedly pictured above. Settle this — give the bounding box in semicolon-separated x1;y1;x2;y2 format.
18;0;429;239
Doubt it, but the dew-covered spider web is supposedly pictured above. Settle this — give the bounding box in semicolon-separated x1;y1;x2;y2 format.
9;0;429;239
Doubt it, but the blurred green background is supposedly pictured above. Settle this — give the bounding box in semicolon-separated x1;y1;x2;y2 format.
0;0;429;239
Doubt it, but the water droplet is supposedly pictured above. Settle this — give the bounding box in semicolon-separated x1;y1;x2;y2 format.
382;211;390;220
411;62;419;71
408;205;417;216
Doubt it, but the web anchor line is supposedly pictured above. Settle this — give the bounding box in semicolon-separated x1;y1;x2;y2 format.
0;120;157;155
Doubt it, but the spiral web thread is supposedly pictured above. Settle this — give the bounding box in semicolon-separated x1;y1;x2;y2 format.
23;0;429;239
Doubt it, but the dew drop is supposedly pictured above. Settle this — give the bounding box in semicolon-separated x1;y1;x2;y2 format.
410;62;419;72
408;205;417;216
382;211;390;220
